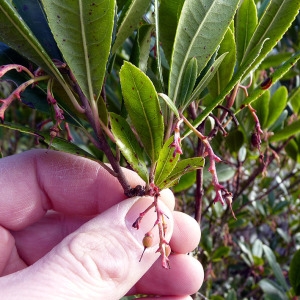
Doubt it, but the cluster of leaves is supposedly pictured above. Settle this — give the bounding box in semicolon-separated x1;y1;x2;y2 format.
1;0;300;298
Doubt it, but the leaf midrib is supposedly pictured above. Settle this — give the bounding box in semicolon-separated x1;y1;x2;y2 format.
130;68;155;161
245;0;286;58
79;0;94;102
172;1;216;103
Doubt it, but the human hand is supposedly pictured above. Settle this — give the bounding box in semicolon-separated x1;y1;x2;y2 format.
0;150;203;299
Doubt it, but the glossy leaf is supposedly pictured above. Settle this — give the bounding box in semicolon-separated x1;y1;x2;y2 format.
289;249;300;295
13;0;62;60
243;0;300;69
0;1;60;75
0;121;97;160
41;0;115;101
265;86;288;129
212;246;231;262
159;0;184;64
158;93;180;119
160;157;205;190
130;24;153;72
289;86;300;114
269;119;300;143
119;61;164;163
251;90;270;129
225;129;244;153
110;112;149;183
242;52;300;108
111;0;151;54
208;28;236;98
172;171;196;193
182;38;269;139
235;0;257;66
184;52;228;110
168;0;240;104
263;245;289;292
154;137;180;189
178;57;198;107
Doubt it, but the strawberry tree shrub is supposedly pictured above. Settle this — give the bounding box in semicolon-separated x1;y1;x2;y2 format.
1;0;300;298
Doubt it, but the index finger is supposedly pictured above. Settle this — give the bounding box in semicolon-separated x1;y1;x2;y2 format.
0;149;174;230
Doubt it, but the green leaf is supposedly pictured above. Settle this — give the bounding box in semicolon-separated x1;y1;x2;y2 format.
158;93;180;119
184;52;228;110
269;119;300;143
182;38;270;139
263;245;289;292
111;0;151;54
208;27;236;98
225;129;244;153
242;0;300;69
289;249;300;295
0;121;97;160
259;52;294;70
160;157;205;190
172;171;196;193
159;0;184;64
0;1;60;75
285;139;300;162
119;61;164;163
178;57;198;107
258;279;288;300
130;24;153;72
241;52;300;108
154;137;180;189
41;0;115;102
98;96;108;127
289;86;300;114
212;246;231;262
265;86;288;129
235;0;258;67
110;112;149;183
251;90;270;129
168;0;240;104
13;0;62;60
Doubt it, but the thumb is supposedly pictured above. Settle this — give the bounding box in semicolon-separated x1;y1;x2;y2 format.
1;196;174;300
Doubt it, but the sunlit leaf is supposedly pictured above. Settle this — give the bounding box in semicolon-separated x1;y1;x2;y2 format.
243;0;300;69
160;157;205;190
112;0;151;54
154;137;180;189
182;38;270;139
110;112;149;183
208;27;236;98
269;119;300;143
168;0;240;104
251;90;270;129
41;0;115;101
119;61;164;163
235;0;257;66
178;57;198;107
130;24;153;72
265;86;288;129
158;93;180;119
159;0;184;64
